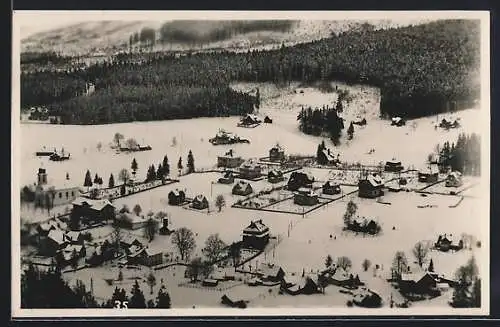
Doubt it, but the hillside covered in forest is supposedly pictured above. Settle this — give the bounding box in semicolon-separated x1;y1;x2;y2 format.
20;19;480;125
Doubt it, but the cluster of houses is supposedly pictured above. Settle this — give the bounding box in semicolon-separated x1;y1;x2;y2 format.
434;234;464;252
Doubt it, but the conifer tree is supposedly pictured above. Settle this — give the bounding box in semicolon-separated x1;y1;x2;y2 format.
108;174;115;188
84;170;93;189
129;280;146;308
156;284;171;308
187;150;195;174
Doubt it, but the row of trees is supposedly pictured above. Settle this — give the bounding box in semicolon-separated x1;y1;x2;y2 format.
21;20;479;123
438;133;481;175
103;280;171;308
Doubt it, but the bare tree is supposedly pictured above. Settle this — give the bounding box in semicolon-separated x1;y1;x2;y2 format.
133;204;142;216
215;194;226;212
325;255;333;269
172;227;196;261
185;257;202;282
336;256;352;271
118;169;131;185
125;138;138;150
362;259;371;272
343;200;357;226
202;234;227;263
392;251;408;279
147;272;156;294
412;241;430;267
97;142;103;152
114;133;124;147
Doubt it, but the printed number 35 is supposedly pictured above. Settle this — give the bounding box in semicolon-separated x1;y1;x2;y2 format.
114;300;128;309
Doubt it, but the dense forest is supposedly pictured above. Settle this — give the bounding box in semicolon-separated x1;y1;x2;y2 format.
21;19;480;125
439;133;481;176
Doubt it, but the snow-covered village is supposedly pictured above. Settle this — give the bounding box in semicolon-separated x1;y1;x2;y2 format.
15;13;488;315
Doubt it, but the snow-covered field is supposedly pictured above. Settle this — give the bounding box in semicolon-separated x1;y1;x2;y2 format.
18;81;487;310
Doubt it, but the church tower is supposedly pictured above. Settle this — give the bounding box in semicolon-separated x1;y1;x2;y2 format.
37;167;48;185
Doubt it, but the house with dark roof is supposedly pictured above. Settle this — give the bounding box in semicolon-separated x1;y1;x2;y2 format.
418;164;439;183
358;173;384;198
239;161;262;180
71;197;116;225
116;212;148;230
218;171;235;184
191;195;209;210
317;148;339;166
399;272;442;296
445;171;463;187
242;219;270;250
384;159;404;172
217;149;244;168
232;181;253;196
237;114;261;127
168;189;186;205
267;169;284;184
293;188;319;206
120;234;144;249
39;229;68;256
322;181;341;195
269;144;285;162
281;275;321;295
287;171;315;191
264;116;273;124
434;234;464;252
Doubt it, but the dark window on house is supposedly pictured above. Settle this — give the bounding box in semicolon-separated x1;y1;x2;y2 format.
59;192;62;198
66;192;69;198
71;191;75;197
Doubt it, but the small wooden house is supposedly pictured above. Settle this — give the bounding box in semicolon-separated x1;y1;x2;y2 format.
267;169;284;183
191;195;209;210
391;117;406;127
317;148;339;166
168;189;186;205
384;159;404;172
445;171;463;187
287;171;315;191
40;229;68;256
358;174;384;198
232;181;253;196
217;149;244;168
239;161;262;180
218;171;235;184
238;114;261;127
418;164;439;183
242;219;270;250
399;272;441;295
435;234;464;252
128;247;163;267
269;144;285;162
257;263;285;283
293;188;319;206
322;181;341;195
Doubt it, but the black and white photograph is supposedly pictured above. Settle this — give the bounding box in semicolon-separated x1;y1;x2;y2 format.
12;10;490;317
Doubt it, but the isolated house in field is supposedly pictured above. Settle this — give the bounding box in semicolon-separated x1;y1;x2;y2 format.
71;197;115;225
257;263;286;283
384;159;404;172
418;164;439;183
317;148;339;166
293;188;319;206
391;117;406;127
322;181;341;195
217;149;244;168
352;288;383;308
232;181;253;196
33;167;81;207
191;195;209;210
239;161;262;180
242;219;270;250
287;171;315;191
267;169;284;184
434;234;464;252
168;189;186;205
358;173;384;198
445;171;463;187
128;246;163;267
264;116;273;124
238;114;261;127
269;144;285;162
218;171;235;184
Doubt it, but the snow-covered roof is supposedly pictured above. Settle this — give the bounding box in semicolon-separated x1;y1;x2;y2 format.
400;272;437;283
121;234;143;246
258;263;283;277
420;164;439;175
322;149;336;161
296;187;318;196
331;268;350;281
194;194;208;202
144;247;163;257
234;181;251;189
65;231;81;242
122;212;145;224
47;229;66;245
392;117;403;123
366;174;383;187
169;189;185;197
268;169;283;176
72;197;115;210
447;171;462;179
243;219;269;234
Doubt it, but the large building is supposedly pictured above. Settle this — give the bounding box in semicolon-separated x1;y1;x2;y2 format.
32;168;81;207
217;149;244;168
418;164;439;183
71;197;116;225
269;144;285;162
239;161;262;180
242;219;270;250
293;188;319;206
